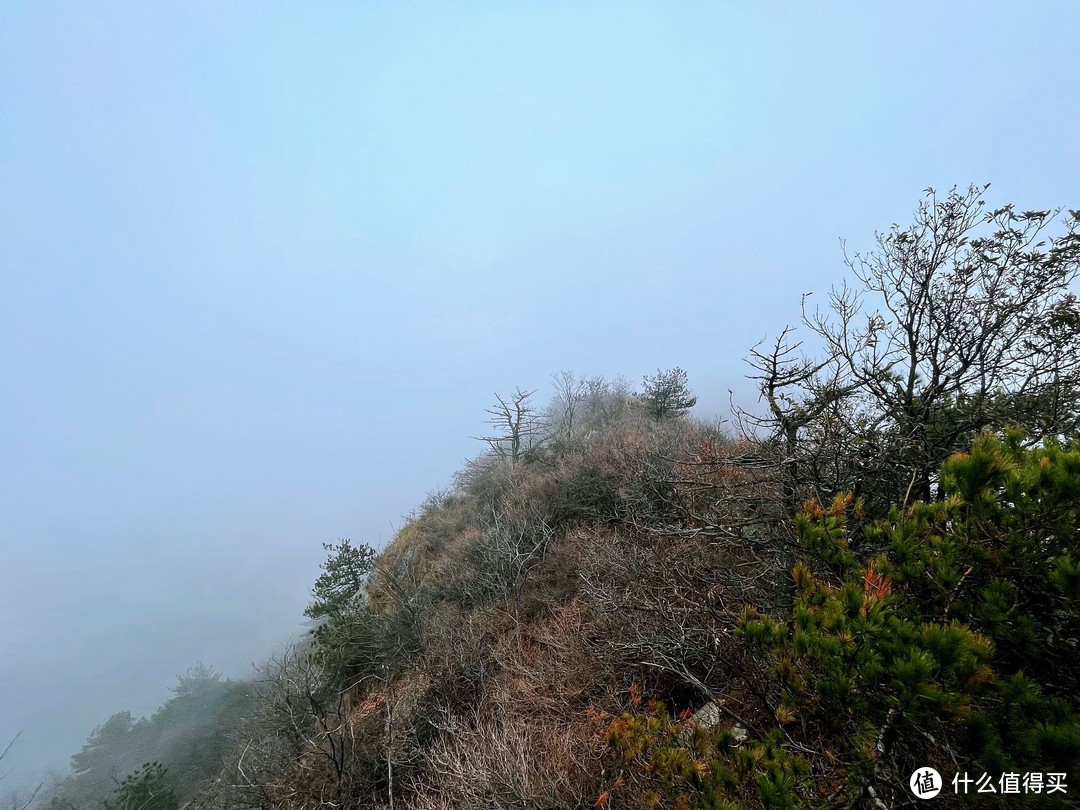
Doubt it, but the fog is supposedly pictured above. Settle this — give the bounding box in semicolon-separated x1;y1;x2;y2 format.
2;1;1078;796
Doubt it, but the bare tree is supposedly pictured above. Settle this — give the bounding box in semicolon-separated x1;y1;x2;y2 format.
746;185;1080;509
549;371;587;442
738;327;858;511
217;639;395;809
475;388;542;464
0;733;41;810
578;374;636;434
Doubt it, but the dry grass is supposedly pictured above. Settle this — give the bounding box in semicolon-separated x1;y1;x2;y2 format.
407;709;601;810
231;407;801;808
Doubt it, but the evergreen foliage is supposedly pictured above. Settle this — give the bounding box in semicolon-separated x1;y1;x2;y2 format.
305;539;376;625
601;695;808;810
101;763;177;810
303;538;376;675
640;367;698;420
303;538;422;684
737;434;1080;806
38;670;254;810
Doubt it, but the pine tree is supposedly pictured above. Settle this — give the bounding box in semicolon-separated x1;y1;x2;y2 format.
102;763;177;810
736;433;1080;805
639;368;698;420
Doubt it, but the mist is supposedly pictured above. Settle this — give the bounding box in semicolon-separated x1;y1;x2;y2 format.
2;1;1078;798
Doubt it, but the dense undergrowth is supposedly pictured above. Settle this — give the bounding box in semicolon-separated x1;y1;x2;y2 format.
185;402;1076;810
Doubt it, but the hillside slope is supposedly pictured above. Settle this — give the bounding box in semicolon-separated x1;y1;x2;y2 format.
192;382;1080;809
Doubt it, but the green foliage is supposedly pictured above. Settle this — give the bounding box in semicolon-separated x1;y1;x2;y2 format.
899;434;1080;689
40;668;256;810
738;434;1080;803
304;538;377;673
102;762;177;810
305;538;376;624
148;669;252;798
640;367;698;420
305;537;423;683
70;712;141;777
602;699;808;809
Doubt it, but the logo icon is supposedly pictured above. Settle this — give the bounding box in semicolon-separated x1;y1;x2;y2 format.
910;767;942;799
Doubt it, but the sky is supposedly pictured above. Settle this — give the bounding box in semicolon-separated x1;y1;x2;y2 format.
1;0;1078;794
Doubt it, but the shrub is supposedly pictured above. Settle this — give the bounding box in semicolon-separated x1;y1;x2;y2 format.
737;434;1080;806
600;692;808;810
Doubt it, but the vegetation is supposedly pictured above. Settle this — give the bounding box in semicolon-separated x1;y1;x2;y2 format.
100;763;177;810
736;434;1080;806
1;734;41;810
743;185;1080;513
35;667;253;810
640;367;699;420
28;186;1080;808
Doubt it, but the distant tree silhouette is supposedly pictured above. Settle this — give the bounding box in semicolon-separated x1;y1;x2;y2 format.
102;763;177;810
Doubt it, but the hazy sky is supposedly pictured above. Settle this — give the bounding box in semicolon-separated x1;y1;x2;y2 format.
2;1;1078;792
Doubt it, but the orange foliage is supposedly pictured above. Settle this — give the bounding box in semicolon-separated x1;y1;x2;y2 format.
862;565;891;601
828;492;854;517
